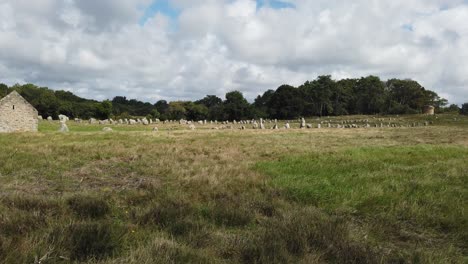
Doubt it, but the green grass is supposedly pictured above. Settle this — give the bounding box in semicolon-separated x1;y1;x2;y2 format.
0;114;467;263
256;145;468;255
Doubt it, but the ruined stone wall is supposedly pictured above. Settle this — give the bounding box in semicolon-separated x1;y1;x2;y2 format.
0;92;38;132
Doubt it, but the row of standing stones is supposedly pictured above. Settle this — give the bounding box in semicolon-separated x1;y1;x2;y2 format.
46;115;435;133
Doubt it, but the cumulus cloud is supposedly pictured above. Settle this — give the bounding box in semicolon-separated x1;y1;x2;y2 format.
0;0;467;104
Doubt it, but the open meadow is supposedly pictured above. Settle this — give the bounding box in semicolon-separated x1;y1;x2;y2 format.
0;114;467;263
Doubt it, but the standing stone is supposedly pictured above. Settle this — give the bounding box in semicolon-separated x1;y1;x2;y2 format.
47;116;53;121
59;121;69;132
142;118;149;125
259;118;265;129
38;115;43;120
285;123;290;129
300;118;306;129
58;114;69;122
189;124;196;130
102;127;113;132
317;124;321;129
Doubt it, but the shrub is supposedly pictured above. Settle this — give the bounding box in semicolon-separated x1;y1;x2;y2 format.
67;195;110;219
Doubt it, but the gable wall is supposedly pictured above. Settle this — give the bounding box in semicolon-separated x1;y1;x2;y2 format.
0;93;38;132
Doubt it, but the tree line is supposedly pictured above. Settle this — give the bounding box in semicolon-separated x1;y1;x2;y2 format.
1;76;466;121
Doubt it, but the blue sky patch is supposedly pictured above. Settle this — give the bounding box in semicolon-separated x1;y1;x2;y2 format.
402;24;414;32
139;0;179;25
256;0;296;10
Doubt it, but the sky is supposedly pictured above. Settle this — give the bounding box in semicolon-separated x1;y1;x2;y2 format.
0;0;467;104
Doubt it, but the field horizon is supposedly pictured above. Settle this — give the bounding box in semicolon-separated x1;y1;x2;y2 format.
1;113;467;263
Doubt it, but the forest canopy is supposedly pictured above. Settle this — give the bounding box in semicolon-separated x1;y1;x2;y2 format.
0;75;460;120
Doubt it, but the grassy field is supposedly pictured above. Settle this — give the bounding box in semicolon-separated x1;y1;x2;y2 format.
0;114;467;263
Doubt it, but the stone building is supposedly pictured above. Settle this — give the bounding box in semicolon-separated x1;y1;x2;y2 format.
0;91;38;132
423;105;435;115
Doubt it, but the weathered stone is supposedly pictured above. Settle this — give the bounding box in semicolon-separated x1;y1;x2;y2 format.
142;118;149;125
0;91;39;133
189;124;196;130
317;124;321;129
152;127;159;132
252;122;258;129
38;115;43;120
285;123;290;129
306;124;312;129
59;121;69;132
58;114;69;122
102;127;113;132
300;118;306;129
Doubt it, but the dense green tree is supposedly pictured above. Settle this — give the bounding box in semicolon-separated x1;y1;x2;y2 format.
185;102;209;120
460;103;468;115
96;100;113;119
0;76;450;121
253;90;275;118
299;76;335;116
155;100;169;116
355;76;386;114
267;85;304;119
423;90;448;110
196;95;222;108
442;104;460;113
0;83;9;98
223;91;253;120
166;101;187;120
333;79;357;115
